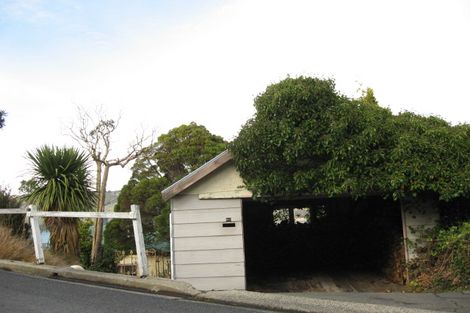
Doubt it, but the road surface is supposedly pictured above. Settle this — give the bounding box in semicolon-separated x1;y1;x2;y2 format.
0;270;272;313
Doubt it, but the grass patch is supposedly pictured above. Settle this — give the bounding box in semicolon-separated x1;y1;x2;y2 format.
0;226;77;266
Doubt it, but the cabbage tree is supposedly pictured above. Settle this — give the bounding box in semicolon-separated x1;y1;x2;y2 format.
23;146;96;257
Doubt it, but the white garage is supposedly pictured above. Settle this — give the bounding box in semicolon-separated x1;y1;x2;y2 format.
162;150;438;291
162;150;251;290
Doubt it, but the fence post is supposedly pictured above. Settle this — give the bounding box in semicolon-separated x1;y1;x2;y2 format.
131;204;148;277
28;205;45;264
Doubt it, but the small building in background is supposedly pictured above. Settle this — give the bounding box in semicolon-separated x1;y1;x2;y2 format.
116;249;170;278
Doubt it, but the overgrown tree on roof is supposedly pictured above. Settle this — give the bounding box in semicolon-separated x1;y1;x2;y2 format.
22;146;96;257
229;76;470;201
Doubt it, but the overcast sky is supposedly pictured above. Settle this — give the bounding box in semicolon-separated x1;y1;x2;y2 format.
1;0;469;193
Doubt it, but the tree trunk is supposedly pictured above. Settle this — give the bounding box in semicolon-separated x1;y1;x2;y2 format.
90;161;101;264
95;160;102;197
90;164;109;265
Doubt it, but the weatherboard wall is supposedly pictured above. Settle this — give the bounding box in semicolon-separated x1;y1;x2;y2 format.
185;162;252;200
170;195;246;290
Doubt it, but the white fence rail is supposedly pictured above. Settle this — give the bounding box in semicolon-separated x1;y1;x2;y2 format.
0;208;28;214
0;204;149;277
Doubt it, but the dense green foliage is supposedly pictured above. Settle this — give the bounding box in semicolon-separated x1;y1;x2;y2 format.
78;219;93;268
230;76;470;201
108;176;170;251
0;186;27;237
115;176;170;229
0;110;6;128
104;219;133;251
80;219;116;272
132;122;226;181
22;145;96;256
409;222;470;291
109;123;227;252
154;206;170;242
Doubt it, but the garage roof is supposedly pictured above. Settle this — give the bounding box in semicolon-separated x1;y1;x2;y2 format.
161;150;233;201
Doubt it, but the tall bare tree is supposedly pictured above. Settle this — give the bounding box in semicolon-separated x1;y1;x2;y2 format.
70;107;149;264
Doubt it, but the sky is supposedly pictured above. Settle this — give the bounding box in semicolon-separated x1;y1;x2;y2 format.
1;0;469;193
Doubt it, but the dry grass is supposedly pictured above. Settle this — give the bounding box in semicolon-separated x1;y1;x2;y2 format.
44;250;80;266
0;226;78;266
0;226;35;262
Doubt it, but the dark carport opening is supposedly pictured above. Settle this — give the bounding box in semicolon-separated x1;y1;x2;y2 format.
242;196;405;292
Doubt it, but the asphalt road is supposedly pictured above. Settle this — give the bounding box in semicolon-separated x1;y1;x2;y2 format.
0;270;273;313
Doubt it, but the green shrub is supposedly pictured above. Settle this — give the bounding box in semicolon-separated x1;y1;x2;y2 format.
0;186;28;238
409;222;470;291
78;219;93;268
103;219;134;252
87;244;117;273
79;219;117;273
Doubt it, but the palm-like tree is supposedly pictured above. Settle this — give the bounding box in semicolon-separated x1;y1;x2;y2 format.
23;146;96;257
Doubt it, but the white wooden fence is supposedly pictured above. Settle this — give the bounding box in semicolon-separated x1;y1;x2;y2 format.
0;204;149;277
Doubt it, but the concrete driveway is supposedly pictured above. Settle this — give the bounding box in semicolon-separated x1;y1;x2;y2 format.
282;291;470;313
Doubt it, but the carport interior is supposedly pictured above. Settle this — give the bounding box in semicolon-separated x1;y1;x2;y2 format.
242;196;404;292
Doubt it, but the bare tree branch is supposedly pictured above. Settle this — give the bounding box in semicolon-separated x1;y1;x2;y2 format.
68;105;154;265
